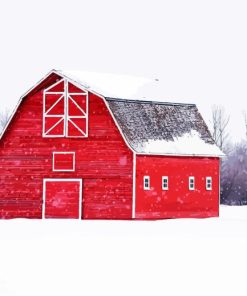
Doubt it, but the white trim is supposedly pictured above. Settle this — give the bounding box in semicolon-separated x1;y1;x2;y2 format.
44;117;64;136
42;178;82;219
189;176;195;190
136;152;225;157
64;79;68;137
44;78;65;92
143;175;150;190
45;115;65;118
43;79;65;137
68;119;86;137
206;176;212;190
162;176;169;190
68;95;87;116
42;76;88;139
69;92;87;95
45;92;64;95
52;151;75;172
44;94;64;115
0;69;224;158
132;152;136;219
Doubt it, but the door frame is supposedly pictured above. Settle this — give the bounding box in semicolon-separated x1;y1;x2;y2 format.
42;178;83;219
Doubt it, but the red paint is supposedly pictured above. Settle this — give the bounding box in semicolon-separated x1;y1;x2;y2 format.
0;72;221;220
0;75;133;219
53;153;74;171
135;155;220;219
44;180;80;219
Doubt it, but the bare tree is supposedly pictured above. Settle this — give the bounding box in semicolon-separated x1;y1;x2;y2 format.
211;105;230;151
0;109;10;133
221;141;247;205
243;110;247;140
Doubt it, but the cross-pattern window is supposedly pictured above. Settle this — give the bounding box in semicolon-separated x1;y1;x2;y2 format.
162;176;169;190
206;177;212;190
189;176;195;190
143;176;150;190
43;79;88;138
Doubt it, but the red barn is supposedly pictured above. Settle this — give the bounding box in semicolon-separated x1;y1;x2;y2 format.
0;70;223;219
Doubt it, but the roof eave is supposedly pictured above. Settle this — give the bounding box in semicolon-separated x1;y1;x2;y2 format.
135;151;225;158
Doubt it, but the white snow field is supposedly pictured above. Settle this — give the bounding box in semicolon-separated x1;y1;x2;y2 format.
0;206;247;296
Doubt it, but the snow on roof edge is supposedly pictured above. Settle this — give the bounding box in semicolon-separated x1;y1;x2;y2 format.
0;70;224;157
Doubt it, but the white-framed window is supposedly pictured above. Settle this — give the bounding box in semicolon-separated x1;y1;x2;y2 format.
143;176;150;190
189;176;195;190
52;152;75;172
206;177;212;190
162;176;169;190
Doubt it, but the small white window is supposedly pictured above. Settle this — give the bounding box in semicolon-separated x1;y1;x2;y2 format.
162;176;169;190
206;177;212;190
189;176;195;190
143;176;150;190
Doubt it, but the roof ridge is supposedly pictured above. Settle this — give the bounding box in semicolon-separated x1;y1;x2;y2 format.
105;97;196;106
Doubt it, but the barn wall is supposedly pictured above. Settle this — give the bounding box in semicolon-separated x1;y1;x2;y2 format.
135;155;220;219
0;82;133;219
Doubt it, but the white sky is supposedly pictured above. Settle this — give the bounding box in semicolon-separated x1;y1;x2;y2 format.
0;0;246;142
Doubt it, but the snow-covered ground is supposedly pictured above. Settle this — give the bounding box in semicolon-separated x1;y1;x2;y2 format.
0;206;247;296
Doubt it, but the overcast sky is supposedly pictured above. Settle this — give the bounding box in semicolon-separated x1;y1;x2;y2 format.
0;0;246;142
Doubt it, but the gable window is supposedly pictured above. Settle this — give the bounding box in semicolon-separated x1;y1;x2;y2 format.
189;176;195;190
206;177;212;190
162;176;169;190
43;79;88;138
143;176;150;190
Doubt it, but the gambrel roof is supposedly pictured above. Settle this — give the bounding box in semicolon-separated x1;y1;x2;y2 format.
106;98;223;156
0;70;223;156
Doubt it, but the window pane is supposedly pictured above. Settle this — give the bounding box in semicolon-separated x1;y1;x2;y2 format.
144;176;150;190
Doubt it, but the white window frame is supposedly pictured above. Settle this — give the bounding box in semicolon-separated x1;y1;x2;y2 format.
162;176;169;190
189;176;195;190
206;177;212;190
42;178;82;219
52;152;75;172
143;176;150;190
43;79;89;138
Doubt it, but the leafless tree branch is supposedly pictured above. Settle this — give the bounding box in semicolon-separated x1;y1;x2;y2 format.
210;105;230;151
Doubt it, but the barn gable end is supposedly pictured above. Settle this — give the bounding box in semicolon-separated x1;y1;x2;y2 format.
0;73;133;219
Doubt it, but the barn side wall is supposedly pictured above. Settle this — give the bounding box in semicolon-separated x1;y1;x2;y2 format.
0;85;133;219
135;155;220;219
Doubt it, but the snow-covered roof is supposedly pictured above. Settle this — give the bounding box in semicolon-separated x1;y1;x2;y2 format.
57;70;161;101
1;69;223;156
106;98;223;156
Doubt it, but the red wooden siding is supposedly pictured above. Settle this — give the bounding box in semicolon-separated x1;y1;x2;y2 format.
0;77;133;219
44;180;81;219
53;152;75;171
135;155;220;219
